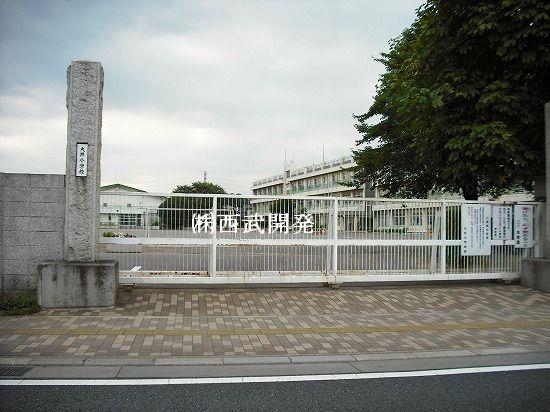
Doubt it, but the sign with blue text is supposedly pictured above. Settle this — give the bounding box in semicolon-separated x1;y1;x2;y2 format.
461;204;491;256
492;205;513;241
514;204;534;248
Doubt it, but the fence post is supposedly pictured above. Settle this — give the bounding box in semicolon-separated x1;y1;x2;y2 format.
332;198;338;276
144;208;149;238
430;208;440;273
211;196;217;277
440;201;447;275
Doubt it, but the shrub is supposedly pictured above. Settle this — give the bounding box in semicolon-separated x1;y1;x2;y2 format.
102;232;136;238
0;294;41;316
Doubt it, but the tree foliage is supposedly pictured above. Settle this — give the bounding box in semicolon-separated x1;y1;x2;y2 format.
173;182;226;195
158;182;227;229
353;0;550;200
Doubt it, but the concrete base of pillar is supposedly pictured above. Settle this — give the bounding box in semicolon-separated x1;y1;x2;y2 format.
37;260;118;308
520;258;550;292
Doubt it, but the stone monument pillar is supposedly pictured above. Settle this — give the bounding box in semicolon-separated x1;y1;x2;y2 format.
64;61;103;261
37;61;118;308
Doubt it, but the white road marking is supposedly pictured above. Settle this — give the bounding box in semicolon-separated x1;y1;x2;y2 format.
1;363;549;386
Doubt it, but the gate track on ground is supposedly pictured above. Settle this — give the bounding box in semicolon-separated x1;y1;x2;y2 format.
2;319;550;337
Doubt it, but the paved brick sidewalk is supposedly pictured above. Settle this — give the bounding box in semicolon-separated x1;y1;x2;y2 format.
1;285;550;357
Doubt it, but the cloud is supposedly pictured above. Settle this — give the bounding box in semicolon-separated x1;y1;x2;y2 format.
0;86;66;173
0;0;422;194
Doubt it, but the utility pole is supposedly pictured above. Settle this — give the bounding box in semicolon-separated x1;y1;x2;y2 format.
203;171;207;183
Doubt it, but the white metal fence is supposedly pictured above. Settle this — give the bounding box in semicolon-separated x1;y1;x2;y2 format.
98;192;541;284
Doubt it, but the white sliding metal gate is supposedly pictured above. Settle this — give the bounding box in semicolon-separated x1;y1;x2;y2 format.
98;192;541;285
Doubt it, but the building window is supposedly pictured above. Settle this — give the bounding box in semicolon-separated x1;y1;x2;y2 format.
120;214;141;227
427;209;436;228
127;203;132;207
412;209;423;226
102;202;107;207
393;209;405;226
379;211;390;227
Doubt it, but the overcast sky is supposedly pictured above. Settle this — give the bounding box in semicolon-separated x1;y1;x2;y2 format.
0;0;422;194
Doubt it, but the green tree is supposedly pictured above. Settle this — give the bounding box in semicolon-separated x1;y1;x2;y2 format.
353;0;550;200
173;182;226;195
158;182;227;229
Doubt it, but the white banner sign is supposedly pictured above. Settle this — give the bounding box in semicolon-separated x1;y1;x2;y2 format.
461;204;491;256
514;204;534;248
491;205;512;240
76;143;88;177
191;213;314;234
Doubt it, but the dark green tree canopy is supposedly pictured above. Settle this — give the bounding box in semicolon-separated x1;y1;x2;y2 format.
353;0;550;200
158;181;227;229
173;182;226;194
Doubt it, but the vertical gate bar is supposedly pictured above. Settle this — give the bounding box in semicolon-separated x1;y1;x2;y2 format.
440;201;447;275
534;202;542;258
211;195;217;277
325;200;331;275
332;198;338;276
145;207;149;238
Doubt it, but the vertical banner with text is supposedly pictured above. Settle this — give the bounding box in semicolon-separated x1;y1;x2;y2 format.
514;204;534;248
75;143;88;177
461;204;491;256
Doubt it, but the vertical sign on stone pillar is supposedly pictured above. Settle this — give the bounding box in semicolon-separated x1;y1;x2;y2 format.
75;143;88;177
64;61;104;261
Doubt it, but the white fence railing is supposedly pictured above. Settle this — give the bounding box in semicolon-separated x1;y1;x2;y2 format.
98;192;541;284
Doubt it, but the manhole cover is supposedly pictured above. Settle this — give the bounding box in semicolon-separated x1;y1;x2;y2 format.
0;366;33;377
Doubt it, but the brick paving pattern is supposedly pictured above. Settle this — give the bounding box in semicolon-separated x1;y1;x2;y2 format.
1;285;550;357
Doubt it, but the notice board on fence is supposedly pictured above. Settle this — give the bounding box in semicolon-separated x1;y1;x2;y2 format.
461;204;491;256
514;204;534;248
492;205;513;240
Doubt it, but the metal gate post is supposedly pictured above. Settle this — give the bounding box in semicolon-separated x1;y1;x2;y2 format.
211;196;217;277
440;201;447;275
332;198;338;276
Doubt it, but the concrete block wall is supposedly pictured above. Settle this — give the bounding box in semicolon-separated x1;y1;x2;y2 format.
0;172;65;299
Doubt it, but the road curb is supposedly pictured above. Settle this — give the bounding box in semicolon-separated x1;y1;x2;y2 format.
1;346;549;370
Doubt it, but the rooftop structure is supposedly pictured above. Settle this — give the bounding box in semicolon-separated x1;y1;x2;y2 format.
252;155;376;198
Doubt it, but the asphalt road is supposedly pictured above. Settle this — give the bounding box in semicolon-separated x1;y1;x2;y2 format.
100;243;450;273
100;229;441;272
2;370;549;411
101;247;508;274
99;228;519;273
